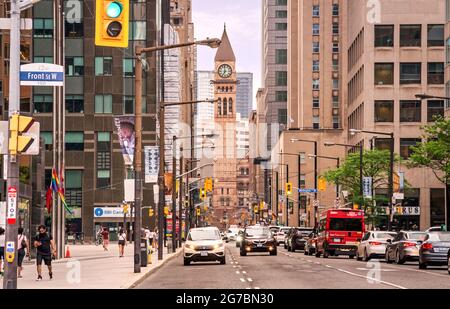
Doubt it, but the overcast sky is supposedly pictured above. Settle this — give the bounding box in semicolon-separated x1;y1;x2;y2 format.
192;0;262;107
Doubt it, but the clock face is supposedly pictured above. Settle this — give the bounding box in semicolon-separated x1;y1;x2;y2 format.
218;64;232;78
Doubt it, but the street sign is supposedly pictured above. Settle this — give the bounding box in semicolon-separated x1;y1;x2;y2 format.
7;186;17;225
124;179;135;202
313;200;319;207
393;192;404;200
20;63;64;86
144;146;159;183
393;206;420;216
363;177;372;198
334;197;341;208
298;188;318;193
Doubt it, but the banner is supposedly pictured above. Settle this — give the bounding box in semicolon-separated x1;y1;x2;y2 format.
114;116;135;166
144;146;159;183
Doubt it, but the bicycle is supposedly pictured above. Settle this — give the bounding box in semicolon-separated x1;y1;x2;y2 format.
95;233;103;246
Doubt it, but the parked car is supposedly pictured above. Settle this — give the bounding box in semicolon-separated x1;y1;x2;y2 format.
385;231;428;264
183;227;226;266
286;227;314;252
240;225;277;256
426;226;446;232
283;227;295;249
235;229;244;247
448;249;450;275
356;231;397;261
418;232;450;269
304;232;318;255
226;227;240;241
274;231;286;245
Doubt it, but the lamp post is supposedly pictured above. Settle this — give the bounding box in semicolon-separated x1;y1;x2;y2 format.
308;154;340;198
349;129;394;230
290;139;318;228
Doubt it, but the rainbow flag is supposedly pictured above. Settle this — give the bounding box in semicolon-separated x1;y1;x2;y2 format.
51;168;73;214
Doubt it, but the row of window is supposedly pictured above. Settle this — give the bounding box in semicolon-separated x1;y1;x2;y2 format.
312;4;339;17
375;138;423;160
64;57;135;77
32;94;147;114
374;100;444;123
217;98;233;116
374;62;444;85
374;24;444;47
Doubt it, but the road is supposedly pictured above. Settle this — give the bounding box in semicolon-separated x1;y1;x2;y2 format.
136;243;450;289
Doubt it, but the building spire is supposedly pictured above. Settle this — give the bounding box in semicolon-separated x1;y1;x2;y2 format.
215;24;236;62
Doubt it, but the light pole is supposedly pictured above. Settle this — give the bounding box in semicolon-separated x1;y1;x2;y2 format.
349;129;394;230
291;139;318;228
308;154;340;198
134;38;220;267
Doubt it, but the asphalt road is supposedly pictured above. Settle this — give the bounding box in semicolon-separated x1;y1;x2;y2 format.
136;243;450;289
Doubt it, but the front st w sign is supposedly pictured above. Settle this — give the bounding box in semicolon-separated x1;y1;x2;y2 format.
7;186;17;225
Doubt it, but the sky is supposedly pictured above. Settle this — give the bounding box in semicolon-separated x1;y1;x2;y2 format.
192;0;262;107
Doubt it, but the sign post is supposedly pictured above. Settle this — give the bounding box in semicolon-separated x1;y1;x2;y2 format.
7;187;17;225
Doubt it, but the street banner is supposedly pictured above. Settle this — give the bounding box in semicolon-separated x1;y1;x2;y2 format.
114;116;135;166
165;173;173;195
363;177;372;198
144;146;159;183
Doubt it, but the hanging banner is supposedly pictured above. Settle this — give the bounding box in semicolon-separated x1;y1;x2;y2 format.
144;146;159;183
363;177;372;198
114;116;135;166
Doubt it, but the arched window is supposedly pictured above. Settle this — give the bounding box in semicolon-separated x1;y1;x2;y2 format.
228;98;233;113
223;98;228;116
217;98;222;116
230;87;233;92
226;86;229;92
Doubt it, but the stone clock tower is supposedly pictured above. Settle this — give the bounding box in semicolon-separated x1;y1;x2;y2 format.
211;26;239;228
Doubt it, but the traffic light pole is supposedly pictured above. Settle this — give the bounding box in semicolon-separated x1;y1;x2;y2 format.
178;147;184;247
172;136;177;251
3;0;21;290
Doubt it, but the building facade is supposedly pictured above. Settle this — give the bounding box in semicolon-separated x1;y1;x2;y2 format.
236;72;254;119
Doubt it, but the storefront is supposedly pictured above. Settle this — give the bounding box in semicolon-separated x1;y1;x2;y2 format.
93;207;134;241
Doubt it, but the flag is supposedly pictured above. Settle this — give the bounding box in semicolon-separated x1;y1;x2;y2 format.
46;187;53;213
51;168;73;215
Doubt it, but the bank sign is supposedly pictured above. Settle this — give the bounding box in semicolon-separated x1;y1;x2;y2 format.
94;207;133;218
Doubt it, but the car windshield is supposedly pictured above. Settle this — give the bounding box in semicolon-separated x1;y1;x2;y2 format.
188;229;221;241
427;232;450;242
246;227;270;237
406;232;427;241
329;218;363;231
375;233;397;239
297;230;313;236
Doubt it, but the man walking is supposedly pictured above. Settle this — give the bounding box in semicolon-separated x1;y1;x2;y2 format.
34;225;56;281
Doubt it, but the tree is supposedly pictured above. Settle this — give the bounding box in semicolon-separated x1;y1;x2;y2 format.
409;116;450;228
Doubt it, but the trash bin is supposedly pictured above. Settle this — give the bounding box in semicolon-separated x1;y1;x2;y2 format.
140;238;148;267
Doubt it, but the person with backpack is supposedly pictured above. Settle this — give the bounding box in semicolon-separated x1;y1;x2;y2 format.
17;227;29;278
0;227;5;277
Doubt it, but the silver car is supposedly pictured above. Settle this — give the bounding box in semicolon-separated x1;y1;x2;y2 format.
385;231;427;264
356;231;397;261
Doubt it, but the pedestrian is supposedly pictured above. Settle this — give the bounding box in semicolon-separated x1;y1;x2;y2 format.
17;227;29;278
147;228;154;248
34;225;56;281
101;227;109;251
0;227;5;277
118;228;127;258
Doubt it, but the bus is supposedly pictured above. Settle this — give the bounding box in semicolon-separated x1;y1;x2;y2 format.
315;209;365;259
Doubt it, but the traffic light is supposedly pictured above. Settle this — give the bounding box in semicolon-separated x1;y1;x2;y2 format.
9;114;35;155
148;208;154;217
318;177;327;192
200;188;207;200
196;207;201;216
123;204;129;214
285;182;293;196
164;206;169;216
205;178;213;192
95;0;129;48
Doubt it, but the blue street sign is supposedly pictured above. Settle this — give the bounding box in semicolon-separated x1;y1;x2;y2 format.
20;63;64;86
298;189;318;193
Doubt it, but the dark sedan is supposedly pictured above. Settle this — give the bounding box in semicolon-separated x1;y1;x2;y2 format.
419;232;450;269
240;225;277;256
287;228;314;252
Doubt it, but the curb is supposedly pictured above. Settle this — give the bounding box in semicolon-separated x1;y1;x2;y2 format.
126;249;183;289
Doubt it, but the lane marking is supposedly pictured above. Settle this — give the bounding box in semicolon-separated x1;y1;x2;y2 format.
334;267;407;290
236;271;240;274
242;271;247;274
247;278;253;282
240;278;246;282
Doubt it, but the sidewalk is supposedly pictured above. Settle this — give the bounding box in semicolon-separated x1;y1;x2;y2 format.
1;243;182;289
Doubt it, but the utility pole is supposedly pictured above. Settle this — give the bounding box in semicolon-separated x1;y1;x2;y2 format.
178;147;184;247
172;136;177;251
313;142;318;228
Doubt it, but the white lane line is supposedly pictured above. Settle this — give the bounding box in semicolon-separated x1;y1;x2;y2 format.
334;267;407;289
233;265;236;268
242;271;247;274
240;278;246;282
247;278;253;282
236;271;240;274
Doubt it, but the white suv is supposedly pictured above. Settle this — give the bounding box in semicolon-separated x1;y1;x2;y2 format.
184;227;226;266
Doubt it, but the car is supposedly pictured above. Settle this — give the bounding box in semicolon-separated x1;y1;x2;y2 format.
448;249;450;275
286;227;314;252
426;226;446;232
274;231;286;245
304;232;318;256
418;232;450;269
385;231;428;264
282;227;295;249
235;229;244;247
269;225;281;234
356;231;397;261
226;227;240;241
240;225;277;256
183;227;226;266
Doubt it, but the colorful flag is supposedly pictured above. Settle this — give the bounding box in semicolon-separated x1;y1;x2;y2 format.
45;187;53;213
50;168;73;214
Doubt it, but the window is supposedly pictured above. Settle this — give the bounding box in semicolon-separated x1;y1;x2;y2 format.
275;10;287;18
313;23;320;35
33;95;53;113
427;100;444;121
447;38;450;65
130;21;146;40
313;60;320;72
400;138;421;159
374;100;394;122
65;57;84;76
332;4;339;16
278;109;287;125
95;95;113;114
123;59;135;77
228;98;233;114
20;99;30;113
374;63;394;85
276;49;287;64
65;132;84;151
332;59;339;71
430;189;445;227
400;25;421;47
33;19;53;38
332;23;339;35
400;63;421;84
65;20;83;38
427;62;444;84
95;57;113;76
276;0;287;5
332;96;339;108
400;101;421;122
97;132;111;188
313;99;320;108
275;23;287;31
276;71;287;86
66;95;84;113
374;138;391;151
41;132;53;151
427;24;444;46
332;42;339;53
312;116;320;129
312;5;320;17
312;79;320;90
34;56;53;64
374;25;394;47
124;96;135;114
313;42;320;53
275;91;287;102
333;116;340;129
65;170;83;207
332;79;339;89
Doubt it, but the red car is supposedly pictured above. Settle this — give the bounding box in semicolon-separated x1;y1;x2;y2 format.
315;209;365;259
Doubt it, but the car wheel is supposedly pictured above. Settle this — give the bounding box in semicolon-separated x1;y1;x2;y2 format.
304;248;309;256
323;249;329;259
418;261;427;269
315;250;321;258
284;243;287;250
395;250;405;265
385;250;393;264
363;249;370;262
240;250;247;257
447;255;450;275
220;257;226;265
356;251;362;261
183;258;190;266
236;243;240;248
270;250;277;256
349;255;355;259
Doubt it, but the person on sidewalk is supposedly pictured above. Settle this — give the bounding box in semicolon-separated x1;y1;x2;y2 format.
17;227;29;278
34;225;56;281
0;227;5;277
118;228;127;258
101;227;109;251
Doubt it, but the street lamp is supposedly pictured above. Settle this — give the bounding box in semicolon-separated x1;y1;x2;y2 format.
349;129;395;230
308;154;340;198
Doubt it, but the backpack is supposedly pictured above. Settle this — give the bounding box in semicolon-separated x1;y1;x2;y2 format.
20;235;27;249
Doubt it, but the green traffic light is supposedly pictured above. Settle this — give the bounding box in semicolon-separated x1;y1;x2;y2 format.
106;1;123;18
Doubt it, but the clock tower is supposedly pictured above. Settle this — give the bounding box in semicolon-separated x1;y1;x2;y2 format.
211;25;239;228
